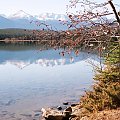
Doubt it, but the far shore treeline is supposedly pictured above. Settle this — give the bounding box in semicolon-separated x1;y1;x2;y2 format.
0;28;66;40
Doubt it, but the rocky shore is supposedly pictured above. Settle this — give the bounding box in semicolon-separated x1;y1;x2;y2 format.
41;103;81;120
41;104;120;120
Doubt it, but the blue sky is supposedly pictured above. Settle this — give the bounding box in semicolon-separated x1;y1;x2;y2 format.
0;0;119;15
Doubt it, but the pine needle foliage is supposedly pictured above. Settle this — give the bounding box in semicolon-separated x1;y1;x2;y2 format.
80;39;120;113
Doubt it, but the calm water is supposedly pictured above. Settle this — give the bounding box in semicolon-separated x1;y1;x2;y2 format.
0;44;100;120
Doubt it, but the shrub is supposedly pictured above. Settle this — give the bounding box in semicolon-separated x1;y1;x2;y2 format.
80;40;120;113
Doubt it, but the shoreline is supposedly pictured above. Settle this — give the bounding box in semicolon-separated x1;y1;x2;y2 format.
41;103;120;120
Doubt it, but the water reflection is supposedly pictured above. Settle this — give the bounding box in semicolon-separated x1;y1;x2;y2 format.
0;44;100;120
0;44;99;69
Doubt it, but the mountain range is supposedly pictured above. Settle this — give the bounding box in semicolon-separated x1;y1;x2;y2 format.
0;10;68;30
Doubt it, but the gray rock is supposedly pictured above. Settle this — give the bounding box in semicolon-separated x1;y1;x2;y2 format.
71;104;79;107
63;102;69;105
41;108;65;120
45;115;64;120
64;107;72;118
41;106;75;120
65;107;72;113
70;116;79;120
34;113;40;116
57;106;62;110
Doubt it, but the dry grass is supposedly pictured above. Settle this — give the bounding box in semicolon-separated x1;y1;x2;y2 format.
80;108;120;120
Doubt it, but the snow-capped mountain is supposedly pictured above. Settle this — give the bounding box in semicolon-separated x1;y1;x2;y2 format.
8;10;34;20
0;14;7;18
35;13;68;21
8;10;68;21
0;10;68;30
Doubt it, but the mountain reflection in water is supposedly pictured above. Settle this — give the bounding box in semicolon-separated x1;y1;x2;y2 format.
0;44;100;120
0;44;99;69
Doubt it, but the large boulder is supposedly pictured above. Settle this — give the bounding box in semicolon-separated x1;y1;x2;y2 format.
41;108;66;120
41;104;82;120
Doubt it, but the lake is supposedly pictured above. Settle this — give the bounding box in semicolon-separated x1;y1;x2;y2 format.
0;44;100;120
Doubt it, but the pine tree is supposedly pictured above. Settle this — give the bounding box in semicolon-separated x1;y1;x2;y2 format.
80;38;120;113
